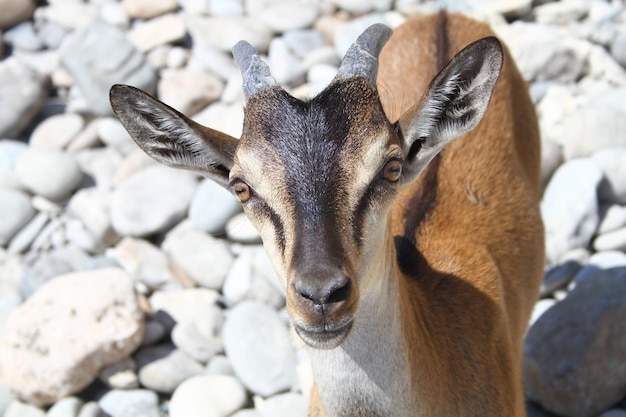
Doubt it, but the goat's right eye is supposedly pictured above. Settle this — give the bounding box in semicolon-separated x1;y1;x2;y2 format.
232;181;251;203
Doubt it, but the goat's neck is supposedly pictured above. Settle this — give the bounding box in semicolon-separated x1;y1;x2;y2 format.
306;227;418;417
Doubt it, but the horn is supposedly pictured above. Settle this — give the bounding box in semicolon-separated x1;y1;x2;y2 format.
232;41;276;100
336;23;392;85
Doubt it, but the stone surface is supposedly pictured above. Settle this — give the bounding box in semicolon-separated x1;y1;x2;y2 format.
524;268;626;417
171;304;223;362
188;178;242;235
256;393;309;417
148;287;220;325
541;159;603;265
136;346;204;393
15;148;84;201
3;401;45;417
28;113;84;150
98;389;160;417
157;68;223;115
46;397;84;417
111;237;178;290
0;189;35;246
0;58;46;138
0;268;144;406
186;16;273;53
162;221;234;289
592;148;626;204
223;301;297;396
59;21;156;115
111;166;197;237
127;14;186;52
169;375;247;417
121;0;178;19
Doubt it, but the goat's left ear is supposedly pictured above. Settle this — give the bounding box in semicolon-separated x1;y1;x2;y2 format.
109;84;239;188
397;36;503;182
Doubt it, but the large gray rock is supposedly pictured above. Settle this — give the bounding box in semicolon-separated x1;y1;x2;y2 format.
0;268;144;406
541;159;603;265
0;58;46;138
110;166;197;237
523;267;626;417
223;301;297;396
59;21;156;115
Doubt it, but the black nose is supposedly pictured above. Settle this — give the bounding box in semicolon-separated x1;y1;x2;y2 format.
294;272;352;306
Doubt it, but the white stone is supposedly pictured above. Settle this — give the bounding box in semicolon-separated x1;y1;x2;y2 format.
226;212;261;243
259;3;318;33
192;102;244;140
98;389;160;417
15;148;83;201
162;221;234;289
7;212;49;254
137;347;204;393
334;14;389;57
67;187;118;245
169;375;247;417
111;165;197;237
127;13;186;52
0;189;35;247
46;396;84;417
330;0;392;14
99;358;139;390
39;2;98;30
100;2;130;29
541;158;603;265
149;288;220;324
4;401;45;417
171;304;223;362
223;249;284;308
188;178;242;235
97;118;137;156
29;113;84;150
121;0;178;19
0;139;26;190
158;68;223;115
191;43;238;80
598;205;626;234
111;237;178;290
0;268;144;406
592;148;626;204
223;301;297;396
208;0;244;16
186;16;273;53
268;37;306;86
594;227;626;252
256;393;308;417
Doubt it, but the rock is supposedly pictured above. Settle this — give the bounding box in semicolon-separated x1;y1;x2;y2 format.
0;139;27;190
259;3;318;33
232;411;262;417
38;2;98;30
76;402;105;417
15;148;84;201
541;159;603;265
256;393;309;417
98;389;160;417
268;38;306;86
121;0;178;19
594;227;626;252
59;21;156;116
226;212;261;243
97;118;136;156
74;147;124;191
598;205;626;234
0;189;35;246
3;401;45;417
67;188;118;246
592;148;626;204
207;0;244;16
533;0;589;25
0;268;144;406
283;30;326;60
334;14;389;57
37;21;69;50
149;287;220;324
113;151;155;186
136;346;204;393
529;298;557;326
169;375;247;417
162;221;234;289
141;319;167;347
222;249;285;308
540;260;581;297
495;21;587;83
611;25;626;67
46;397;84;417
171;303;223;362
206;354;234;376
4;22;43;52
191;43;238;80
560;88;626;159
7;212;49;254
98;358;139;390
192;102;244;138
29;113;84;150
110;166;197;237
189;178;242;235
110;237;178;289
186;16;273;53
523;268;626;417
540;137;562;190
0;0;35;30
0;291;21;337
0;58;46;138
330;0;392;14
127;14;186;53
100;2;130;29
223;301;297;396
157;68;223;115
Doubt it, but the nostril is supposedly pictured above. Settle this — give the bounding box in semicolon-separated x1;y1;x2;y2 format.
295;275;352;306
327;280;351;304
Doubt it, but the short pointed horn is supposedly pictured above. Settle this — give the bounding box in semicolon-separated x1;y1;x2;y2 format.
232;41;276;100
336;23;393;85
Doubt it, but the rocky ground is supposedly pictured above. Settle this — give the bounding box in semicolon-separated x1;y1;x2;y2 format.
0;0;625;416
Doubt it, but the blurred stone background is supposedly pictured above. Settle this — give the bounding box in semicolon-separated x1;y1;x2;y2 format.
0;0;625;416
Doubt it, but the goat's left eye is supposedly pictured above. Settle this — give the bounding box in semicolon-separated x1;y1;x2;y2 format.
232;180;251;203
382;160;402;182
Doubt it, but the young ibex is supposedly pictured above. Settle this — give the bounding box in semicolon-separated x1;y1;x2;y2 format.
110;11;543;417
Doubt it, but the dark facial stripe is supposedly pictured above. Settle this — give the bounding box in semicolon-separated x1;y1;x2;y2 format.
258;201;286;256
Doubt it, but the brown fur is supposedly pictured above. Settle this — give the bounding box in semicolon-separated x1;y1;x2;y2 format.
309;12;544;417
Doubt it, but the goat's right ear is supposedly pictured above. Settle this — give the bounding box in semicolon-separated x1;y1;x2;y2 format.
109;84;238;188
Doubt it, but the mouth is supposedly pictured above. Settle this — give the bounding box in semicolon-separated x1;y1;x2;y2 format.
293;318;353;350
